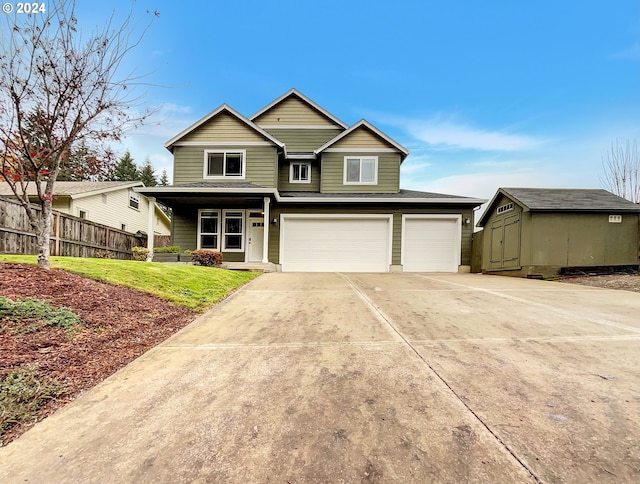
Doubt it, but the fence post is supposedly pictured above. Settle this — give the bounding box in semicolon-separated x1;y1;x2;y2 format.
53;212;60;256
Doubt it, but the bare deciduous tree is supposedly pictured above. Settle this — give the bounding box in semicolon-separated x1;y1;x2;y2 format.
0;0;157;268
600;139;640;203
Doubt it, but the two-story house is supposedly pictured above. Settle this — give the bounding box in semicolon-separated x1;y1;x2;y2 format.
137;89;485;272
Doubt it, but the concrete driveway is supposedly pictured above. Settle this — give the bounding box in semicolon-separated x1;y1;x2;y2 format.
1;273;639;483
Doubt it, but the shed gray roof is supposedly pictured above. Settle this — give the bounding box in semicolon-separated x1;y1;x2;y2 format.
478;188;640;227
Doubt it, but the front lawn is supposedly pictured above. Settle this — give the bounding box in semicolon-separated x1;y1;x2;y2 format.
0;255;259;310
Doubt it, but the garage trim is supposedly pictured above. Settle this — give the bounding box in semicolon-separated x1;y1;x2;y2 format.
401;214;462;272
279;213;393;272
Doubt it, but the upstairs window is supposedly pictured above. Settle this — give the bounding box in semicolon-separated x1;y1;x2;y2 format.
344;156;378;185
290;162;311;183
129;191;140;210
204;150;246;178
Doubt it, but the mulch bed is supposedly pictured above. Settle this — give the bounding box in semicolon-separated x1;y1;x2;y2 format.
0;263;198;446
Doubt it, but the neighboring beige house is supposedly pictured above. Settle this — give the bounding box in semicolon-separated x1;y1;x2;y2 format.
0;181;171;236
138;89;485;272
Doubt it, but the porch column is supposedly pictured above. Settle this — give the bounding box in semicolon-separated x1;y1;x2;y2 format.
262;197;270;263
146;196;155;262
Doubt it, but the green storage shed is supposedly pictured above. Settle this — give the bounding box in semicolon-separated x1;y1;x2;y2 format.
476;188;640;277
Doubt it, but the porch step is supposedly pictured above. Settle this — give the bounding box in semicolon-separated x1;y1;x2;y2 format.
220;262;277;272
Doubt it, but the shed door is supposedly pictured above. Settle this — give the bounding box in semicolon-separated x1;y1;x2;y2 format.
489;213;521;269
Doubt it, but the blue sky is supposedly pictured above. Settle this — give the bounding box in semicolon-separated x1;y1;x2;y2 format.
74;0;639;202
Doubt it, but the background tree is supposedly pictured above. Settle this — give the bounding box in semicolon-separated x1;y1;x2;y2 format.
112;150;140;182
139;157;158;186
601;139;640;203
57;142;116;181
159;169;169;186
0;1;157;269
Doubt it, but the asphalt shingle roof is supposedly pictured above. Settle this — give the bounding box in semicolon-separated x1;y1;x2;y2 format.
502;188;640;211
0;181;142;197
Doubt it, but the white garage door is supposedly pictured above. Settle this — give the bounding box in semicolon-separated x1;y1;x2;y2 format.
403;216;460;272
281;216;391;272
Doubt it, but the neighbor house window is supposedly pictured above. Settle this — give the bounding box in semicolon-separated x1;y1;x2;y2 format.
290;162;311;183
121;224;127;231
129;191;140;210
101;194;107;204
198;210;220;249
204;150;246;178
223;210;244;251
79;210;87;219
344;156;377;184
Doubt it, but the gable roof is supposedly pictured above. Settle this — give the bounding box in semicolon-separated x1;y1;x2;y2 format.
315;120;410;160
0;181;144;199
164;104;284;152
477;187;640;226
250;88;349;129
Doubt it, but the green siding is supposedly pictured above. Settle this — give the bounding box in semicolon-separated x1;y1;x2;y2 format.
173;145;278;187
264;129;342;152
268;206;474;267
172;206;198;252
278;162;321;192
320;152;400;193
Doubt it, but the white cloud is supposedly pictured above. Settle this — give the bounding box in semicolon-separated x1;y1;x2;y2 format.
613;42;640;60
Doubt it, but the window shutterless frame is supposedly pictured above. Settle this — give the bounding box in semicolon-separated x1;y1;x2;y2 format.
197;209;221;250
129;191;140;210
203;150;247;179
289;162;311;183
222;209;245;251
343;156;378;185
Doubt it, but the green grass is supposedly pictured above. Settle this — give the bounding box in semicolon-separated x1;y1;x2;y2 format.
0;255;260;310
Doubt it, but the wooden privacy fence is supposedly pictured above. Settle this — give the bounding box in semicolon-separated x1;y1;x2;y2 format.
0;197;169;259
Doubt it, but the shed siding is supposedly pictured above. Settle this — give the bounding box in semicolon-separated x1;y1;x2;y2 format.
320;152;400;193
331;127;392;149
278;162;321;192
180;112;266;143
173;145;278;186
253;97;338;126
263;128;342;152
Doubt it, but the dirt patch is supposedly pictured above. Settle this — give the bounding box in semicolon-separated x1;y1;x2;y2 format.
0;263;198;446
559;273;640;293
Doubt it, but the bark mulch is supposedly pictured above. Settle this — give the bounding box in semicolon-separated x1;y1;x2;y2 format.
0;263;198;446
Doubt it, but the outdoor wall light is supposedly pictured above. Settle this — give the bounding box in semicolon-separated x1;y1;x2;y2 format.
464;217;471;225
271;217;278;225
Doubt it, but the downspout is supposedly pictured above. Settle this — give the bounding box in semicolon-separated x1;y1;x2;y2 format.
146;197;155;262
263;197;270;264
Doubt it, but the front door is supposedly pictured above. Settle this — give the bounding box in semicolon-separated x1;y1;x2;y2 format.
247;215;264;262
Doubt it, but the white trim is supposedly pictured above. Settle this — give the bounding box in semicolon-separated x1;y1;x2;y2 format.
133;186;487;205
324;148;398;153
197;209;221;251
279;213;393;272
289;162;312;184
257;124;343;130
203;149;247;180
262;198;270;264
128;190;141;211
401;214;462;272
222;209;245;252
78;208;88;219
173;141;274;147
343;156;378;185
249;88;349;129
70;182;145;199
283;152;316;160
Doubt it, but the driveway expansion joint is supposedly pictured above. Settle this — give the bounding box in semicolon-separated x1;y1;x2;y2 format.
340;273;544;484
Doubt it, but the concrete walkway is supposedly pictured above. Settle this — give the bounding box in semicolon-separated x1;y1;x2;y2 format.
1;273;639;483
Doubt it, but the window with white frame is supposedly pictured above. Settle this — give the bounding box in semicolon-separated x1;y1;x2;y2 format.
290;162;311;183
199;210;220;249
129;191;140;210
344;156;378;184
223;210;244;251
204;150;245;178
497;202;514;215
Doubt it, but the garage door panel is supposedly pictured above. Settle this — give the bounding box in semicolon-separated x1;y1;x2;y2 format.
403;217;460;272
282;217;391;272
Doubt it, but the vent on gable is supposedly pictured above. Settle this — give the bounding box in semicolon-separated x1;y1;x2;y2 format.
497;202;514;215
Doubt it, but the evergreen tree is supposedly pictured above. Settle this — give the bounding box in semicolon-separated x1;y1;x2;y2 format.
139;156;157;186
159;168;169;186
112;150;139;181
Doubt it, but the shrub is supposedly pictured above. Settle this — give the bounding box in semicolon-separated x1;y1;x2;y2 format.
153;245;180;254
132;246;149;261
0;296;84;336
191;249;223;267
0;365;65;439
94;249;113;259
